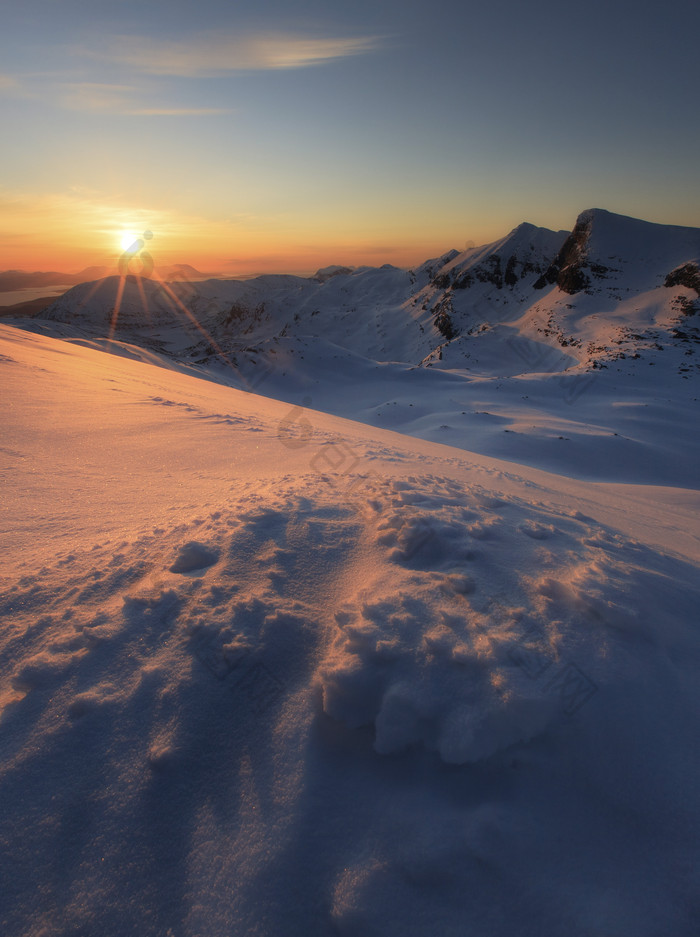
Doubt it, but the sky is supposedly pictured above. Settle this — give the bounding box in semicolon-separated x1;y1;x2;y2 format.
1;0;699;276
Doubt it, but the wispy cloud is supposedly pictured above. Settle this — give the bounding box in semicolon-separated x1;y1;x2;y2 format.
0;74;19;93
129;107;230;116
3;32;382;114
59;82;136;111
85;32;383;77
58;82;230;116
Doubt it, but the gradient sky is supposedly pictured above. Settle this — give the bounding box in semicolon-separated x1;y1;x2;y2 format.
1;0;699;275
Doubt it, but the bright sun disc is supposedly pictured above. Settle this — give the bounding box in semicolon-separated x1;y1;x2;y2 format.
120;232;139;252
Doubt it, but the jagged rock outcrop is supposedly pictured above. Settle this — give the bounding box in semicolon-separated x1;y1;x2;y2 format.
665;262;700;295
534;211;595;293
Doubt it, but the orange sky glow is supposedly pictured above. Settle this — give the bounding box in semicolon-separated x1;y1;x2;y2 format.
0;189;490;276
2;4;698;280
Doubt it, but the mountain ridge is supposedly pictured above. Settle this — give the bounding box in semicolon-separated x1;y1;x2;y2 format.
18;207;699;383
5;207;699;486
0;263;214;293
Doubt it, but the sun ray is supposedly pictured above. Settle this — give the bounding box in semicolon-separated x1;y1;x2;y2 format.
149;275;232;361
79;275;113;310
108;275;127;344
147;272;262;388
134;274;151;328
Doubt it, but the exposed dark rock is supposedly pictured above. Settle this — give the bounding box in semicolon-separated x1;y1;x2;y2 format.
437;246;552;295
534;214;593;294
431;273;451;290
672;295;698;317
503;255;544;287
435;312;456;340
452;272;474;290
433;296;456;340
474;254;503;288
225;300;249;324
557;264;591;294
504;255;519;287
224;300;266;331
664;263;700;295
532;271;554;290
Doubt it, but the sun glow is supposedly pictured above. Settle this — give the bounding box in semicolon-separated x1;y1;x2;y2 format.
120;232;140;252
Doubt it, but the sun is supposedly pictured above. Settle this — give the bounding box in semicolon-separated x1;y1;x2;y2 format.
120;231;140;252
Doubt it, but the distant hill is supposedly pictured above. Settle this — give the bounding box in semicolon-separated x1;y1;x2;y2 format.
0;296;59;318
156;263;210;281
0;267;111;291
0;263;213;293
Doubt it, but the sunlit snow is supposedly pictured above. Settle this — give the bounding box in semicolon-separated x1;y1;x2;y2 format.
1;208;699;936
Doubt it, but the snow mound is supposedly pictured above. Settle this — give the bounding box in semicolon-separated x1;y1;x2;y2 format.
319;474;689;764
169;540;220;573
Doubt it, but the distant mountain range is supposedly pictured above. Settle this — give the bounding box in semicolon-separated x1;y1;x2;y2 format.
0;267;111;292
29;208;700;378
9;207;700;486
0;264;211;293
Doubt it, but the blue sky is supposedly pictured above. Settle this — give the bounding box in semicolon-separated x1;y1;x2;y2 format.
1;0;698;273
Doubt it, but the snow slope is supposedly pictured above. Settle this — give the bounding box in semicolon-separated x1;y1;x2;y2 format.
2;323;700;936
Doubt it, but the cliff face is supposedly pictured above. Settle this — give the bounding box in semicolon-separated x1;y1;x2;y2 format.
665;262;700;295
534;208;700;296
531;210;619;294
534;213;591;293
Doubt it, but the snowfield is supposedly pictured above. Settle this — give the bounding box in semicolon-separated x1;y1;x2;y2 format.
2;208;700;935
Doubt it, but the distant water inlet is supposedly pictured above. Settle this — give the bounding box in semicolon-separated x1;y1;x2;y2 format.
0;286;71;307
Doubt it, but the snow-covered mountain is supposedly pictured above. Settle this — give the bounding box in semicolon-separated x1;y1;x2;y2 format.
414;208;700;369
32;208;700;376
13;208;700;486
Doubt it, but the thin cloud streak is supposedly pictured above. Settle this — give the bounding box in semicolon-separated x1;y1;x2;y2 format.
85;32;384;77
0;74;19;92
127;107;230;116
58;82;231;116
60;82;137;111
